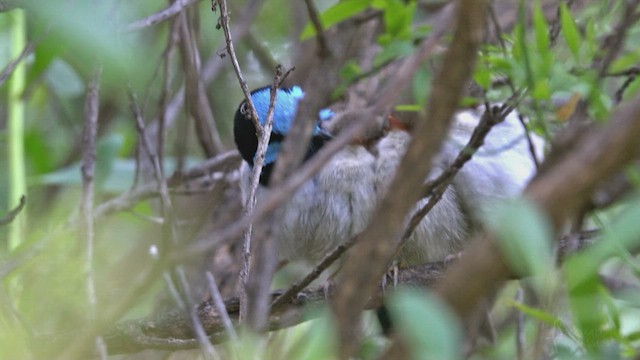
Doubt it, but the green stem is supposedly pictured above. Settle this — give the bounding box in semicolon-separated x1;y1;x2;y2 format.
7;8;27;252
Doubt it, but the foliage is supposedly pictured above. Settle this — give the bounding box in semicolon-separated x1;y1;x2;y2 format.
0;0;640;359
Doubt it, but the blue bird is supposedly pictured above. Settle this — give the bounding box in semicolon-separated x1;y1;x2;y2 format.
234;89;544;340
233;86;333;186
233;86;377;264
233;86;544;269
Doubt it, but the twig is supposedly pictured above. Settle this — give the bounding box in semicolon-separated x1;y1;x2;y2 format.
213;0;260;125
129;90;177;245
157;12;180;178
240;66;285;328
304;0;331;57
517;112;542;169
271;236;356;312
0;41;34;87
515;288;525;360
177;11;223;157
123;0;202;32
80;66;108;360
206;271;238;341
606;66;640;78
0;195;26;227
177;268;219;360
214;0;273;324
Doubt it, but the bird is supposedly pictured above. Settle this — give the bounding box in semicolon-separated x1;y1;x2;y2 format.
233;86;377;264
234;87;543;338
234;87;543;266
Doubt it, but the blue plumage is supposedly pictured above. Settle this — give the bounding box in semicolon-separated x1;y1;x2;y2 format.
233;86;332;185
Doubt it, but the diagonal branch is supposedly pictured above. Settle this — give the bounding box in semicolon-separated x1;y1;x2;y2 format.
123;0;202;33
331;0;488;357
0;195;26;227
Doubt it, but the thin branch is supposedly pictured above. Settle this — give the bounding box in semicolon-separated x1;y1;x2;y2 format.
304;0;331;57
206;271;238;341
177;10;224;157
240;67;285;328
515;288;525;360
80;66;108;359
214;0;276;325
0;41;34;87
213;0;260;127
177;268;219;360
271;235;356;312
157;11;180;178
0;195;26;227
410;101;530;239
123;0;202;33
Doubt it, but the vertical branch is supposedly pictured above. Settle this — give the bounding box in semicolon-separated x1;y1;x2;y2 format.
303;0;330;57
213;0;260;123
80;66;107;359
178;9;224;157
7;7;27;254
157;13;180;174
214;0;281;328
242;68;286;331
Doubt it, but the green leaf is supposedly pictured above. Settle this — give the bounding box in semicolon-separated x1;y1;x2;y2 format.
609;49;640;74
486;198;554;280
565;195;640;351
389;289;462;360
381;0;416;39
506;299;574;338
532;1;550;55
300;0;371;40
44;59;85;98
285;308;337;360
473;64;492;90
394;104;422;112
560;3;582;59
532;78;551;100
339;60;362;82
373;39;414;66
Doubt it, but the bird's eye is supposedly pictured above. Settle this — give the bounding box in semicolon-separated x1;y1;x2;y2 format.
239;102;248;116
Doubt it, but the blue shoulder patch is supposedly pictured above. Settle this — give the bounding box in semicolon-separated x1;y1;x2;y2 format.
318;108;335;121
262;141;282;165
